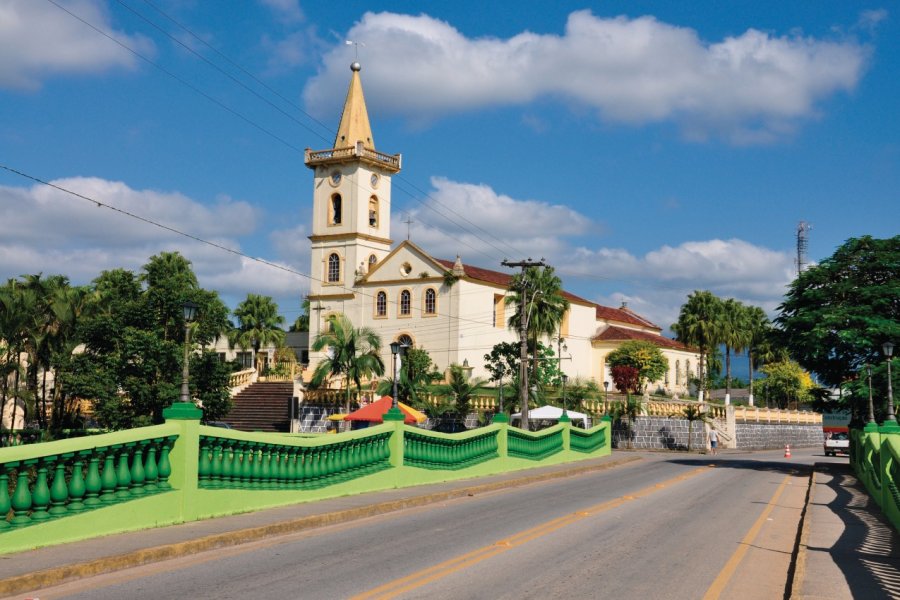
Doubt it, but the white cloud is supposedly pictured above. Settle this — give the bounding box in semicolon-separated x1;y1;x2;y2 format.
304;10;869;142
259;0;303;24
404;176;594;260
0;0;154;90
0;177;308;306
400;177;793;330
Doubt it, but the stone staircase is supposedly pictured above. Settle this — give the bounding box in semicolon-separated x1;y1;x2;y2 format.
222;382;294;432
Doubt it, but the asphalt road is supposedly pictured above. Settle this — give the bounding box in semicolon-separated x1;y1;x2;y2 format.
23;448;843;600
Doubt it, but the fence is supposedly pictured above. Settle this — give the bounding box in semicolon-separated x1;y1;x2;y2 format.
0;404;610;554
850;424;900;533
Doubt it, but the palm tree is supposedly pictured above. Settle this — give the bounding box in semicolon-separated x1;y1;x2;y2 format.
672;290;724;402
745;306;771;406
721;299;751;404
290;297;311;332
310;314;384;416
436;364;487;429
0;281;37;438
230;294;286;371
506;266;569;429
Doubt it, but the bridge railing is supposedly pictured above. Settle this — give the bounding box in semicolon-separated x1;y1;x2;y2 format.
0;407;611;554
851;425;900;533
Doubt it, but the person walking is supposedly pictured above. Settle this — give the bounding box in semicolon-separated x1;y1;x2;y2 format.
708;428;719;455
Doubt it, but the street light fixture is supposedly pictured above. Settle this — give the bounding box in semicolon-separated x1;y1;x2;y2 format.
390;341;400;410
180;301;199;405
561;373;568;415
603;380;610;405
884;342;895;423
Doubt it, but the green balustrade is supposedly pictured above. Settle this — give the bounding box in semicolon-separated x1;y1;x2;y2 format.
1;434;178;531
508;428;563;460
570;428;606;453
404;429;499;470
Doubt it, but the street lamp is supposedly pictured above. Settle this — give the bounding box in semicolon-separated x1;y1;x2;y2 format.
867;364;875;424
390;341;400;410
884;342;895;423
561;373;568;415
603;380;610;405
180;301;199;405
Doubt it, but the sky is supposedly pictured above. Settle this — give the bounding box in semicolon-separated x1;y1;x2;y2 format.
1;0;898;339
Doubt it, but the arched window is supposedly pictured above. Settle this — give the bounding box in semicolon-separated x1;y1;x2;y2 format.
399;290;411;316
375;291;387;317
330;194;342;225
398;334;413;347
424;288;436;315
327;253;340;282
369;254;377;267
368;196;378;227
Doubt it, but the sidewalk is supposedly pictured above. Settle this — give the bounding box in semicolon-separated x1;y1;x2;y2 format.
793;462;900;599
0;454;639;597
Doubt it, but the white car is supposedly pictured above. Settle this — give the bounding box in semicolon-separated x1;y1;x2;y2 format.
824;432;850;456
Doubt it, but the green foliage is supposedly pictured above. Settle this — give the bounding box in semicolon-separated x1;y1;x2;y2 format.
672;290;724;394
311;314;385;413
230;293;286;361
759;359;814;409
191;351;233;422
290;297;311;332
377;347;442;406
610;365;640;394
609;395;643;449
437;364;488;417
777;235;900;388
606;341;669;391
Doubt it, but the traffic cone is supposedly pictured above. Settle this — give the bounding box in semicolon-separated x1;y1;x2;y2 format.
784;444;791;458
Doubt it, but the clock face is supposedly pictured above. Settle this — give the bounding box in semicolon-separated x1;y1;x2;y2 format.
330;171;341;186
370;173;379;187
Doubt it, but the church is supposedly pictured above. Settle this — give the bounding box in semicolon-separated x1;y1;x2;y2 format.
304;63;699;395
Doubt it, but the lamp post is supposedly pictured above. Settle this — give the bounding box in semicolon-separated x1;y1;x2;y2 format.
390;341;400;410
180;301;199;405
867;364;875;425
561;373;568;416
885;342;895;423
603;380;610;405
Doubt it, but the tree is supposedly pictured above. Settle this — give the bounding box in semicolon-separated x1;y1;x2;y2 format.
682;404;710;452
432;364;487;431
191;351;233;422
672;290;724;401
606;341;669;393
506;265;569;429
760;359;814;409
610;365;641;395
745;305;772;405
721;299;751;402
290;297;310;332
230;293;286;369
310;314;385;415
777;235;900;388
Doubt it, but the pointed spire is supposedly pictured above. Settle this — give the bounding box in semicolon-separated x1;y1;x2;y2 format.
334;62;375;150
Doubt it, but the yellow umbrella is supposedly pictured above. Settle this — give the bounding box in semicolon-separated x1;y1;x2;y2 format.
326;413;347;421
397;401;428;424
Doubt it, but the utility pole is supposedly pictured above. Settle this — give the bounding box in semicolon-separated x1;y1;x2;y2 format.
502;258;545;430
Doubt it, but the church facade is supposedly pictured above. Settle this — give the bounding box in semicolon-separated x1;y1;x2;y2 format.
304;63;699;395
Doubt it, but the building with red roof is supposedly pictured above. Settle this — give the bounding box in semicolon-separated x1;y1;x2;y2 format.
303;63;699;395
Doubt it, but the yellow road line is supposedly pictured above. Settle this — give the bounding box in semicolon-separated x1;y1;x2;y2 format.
352;466;711;600
702;473;793;600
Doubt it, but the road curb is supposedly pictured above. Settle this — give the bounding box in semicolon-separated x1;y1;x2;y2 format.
0;455;640;597
788;464;817;599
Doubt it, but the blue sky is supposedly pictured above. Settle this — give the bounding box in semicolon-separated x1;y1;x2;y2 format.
1;0;897;335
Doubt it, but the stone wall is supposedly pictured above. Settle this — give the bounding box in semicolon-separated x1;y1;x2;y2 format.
734;423;822;450
612;416;708;451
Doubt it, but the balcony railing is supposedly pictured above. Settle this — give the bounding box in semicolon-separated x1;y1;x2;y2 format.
304;144;401;172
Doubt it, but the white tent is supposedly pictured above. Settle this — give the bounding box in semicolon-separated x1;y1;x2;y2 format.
510;405;591;429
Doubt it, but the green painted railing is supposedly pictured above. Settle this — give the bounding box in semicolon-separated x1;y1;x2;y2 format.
0;425;178;532
198;429;391;490
851;425;900;533
508;427;564;460
570;426;607;454
403;427;499;470
1;407;611;554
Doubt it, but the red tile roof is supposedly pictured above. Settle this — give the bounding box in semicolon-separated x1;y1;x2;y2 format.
593;325;689;350
594;304;660;330
435;258;593;305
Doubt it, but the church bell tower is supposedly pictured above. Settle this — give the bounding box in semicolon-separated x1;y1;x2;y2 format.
304;61;401;328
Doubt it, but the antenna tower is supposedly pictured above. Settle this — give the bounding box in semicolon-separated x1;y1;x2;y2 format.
796;221;811;274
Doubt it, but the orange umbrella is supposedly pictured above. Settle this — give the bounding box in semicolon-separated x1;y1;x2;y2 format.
344;396;426;424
